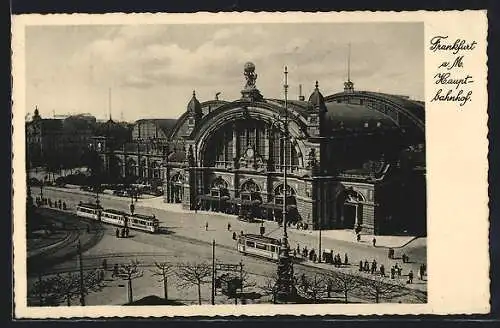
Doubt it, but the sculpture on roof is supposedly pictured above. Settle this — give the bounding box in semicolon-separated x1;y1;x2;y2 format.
241;62;264;102
243;62;258;89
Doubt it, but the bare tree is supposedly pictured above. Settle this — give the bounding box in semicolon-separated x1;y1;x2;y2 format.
175;262;212;305
259;273;279;304
295;272;329;303
29;269;105;306
116;260;143;304
52;272;80;306
328;272;361;304
150;262;176;300
219;270;257;305
360;275;409;303
29;274;59;306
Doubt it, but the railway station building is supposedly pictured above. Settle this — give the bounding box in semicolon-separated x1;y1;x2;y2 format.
96;63;426;236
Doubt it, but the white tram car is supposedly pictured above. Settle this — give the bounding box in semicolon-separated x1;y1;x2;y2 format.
126;213;159;233
76;202;159;234
76;203;102;220
237;234;281;261
101;209;127;227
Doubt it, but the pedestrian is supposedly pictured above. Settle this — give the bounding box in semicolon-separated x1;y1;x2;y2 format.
232;231;237;240
296;244;300;255
359;260;363;271
121;228;125;238
408;270;414;284
62;202;67;210
205;222;208;231
371;260;377;274
115;228;120;238
391;266;395;279
372;237;376;247
419;264;424;280
126;227;130;238
356;233;361;242
402;254;407;263
364;260;369;272
380;264;385;277
112;264;119;277
344;253;349;265
227;223;231;231
102;259;108;271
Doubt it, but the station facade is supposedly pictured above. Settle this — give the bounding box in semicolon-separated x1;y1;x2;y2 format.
96;63;426;235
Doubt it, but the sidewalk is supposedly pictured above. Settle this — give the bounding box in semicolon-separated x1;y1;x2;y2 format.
138;197;427;292
42;187;427;292
140;196;419;248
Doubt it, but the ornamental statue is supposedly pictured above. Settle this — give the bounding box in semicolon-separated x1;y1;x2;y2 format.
241;62;263;101
243;62;258;89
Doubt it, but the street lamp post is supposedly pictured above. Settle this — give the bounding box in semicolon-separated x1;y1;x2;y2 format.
275;66;295;303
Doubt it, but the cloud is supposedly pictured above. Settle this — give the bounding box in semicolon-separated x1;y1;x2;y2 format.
30;23;424;121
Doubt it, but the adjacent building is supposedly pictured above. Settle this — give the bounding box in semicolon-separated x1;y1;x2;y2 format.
26;109;96;170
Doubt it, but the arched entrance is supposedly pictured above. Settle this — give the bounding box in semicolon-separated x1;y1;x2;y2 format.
271;184;298;224
336;188;365;230
108;155;122;183
238;179;262;220
199;176;230;213
169;172;184;203
125;158;137;179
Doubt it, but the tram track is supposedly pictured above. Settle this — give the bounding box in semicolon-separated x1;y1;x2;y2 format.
29;203;426;303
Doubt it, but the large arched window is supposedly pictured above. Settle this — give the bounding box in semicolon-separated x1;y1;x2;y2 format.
270;130;299;172
126;158;136;177
203;118;299;171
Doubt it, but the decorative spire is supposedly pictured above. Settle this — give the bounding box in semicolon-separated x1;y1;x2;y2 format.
308;80;326;113
348;42;351;82
344;43;355;93
187;89;202;122
108;87;113;122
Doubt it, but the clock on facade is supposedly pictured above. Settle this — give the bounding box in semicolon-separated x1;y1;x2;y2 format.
246;148;254;157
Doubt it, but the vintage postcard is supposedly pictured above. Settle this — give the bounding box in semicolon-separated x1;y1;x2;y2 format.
11;11;489;318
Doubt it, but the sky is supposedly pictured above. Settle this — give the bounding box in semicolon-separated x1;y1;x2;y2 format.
25;23;424;122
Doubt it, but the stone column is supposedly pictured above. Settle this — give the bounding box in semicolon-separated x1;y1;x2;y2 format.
232;123;238;161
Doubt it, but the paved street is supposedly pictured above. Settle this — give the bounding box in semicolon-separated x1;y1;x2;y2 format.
28;186;427;304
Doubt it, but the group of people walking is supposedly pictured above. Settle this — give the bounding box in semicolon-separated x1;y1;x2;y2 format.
35;197;67;210
116;227;130;238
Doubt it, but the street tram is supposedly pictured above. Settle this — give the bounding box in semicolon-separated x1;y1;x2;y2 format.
76;203;102;220
125;213;159;233
237;234;281;261
100;209;127;227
